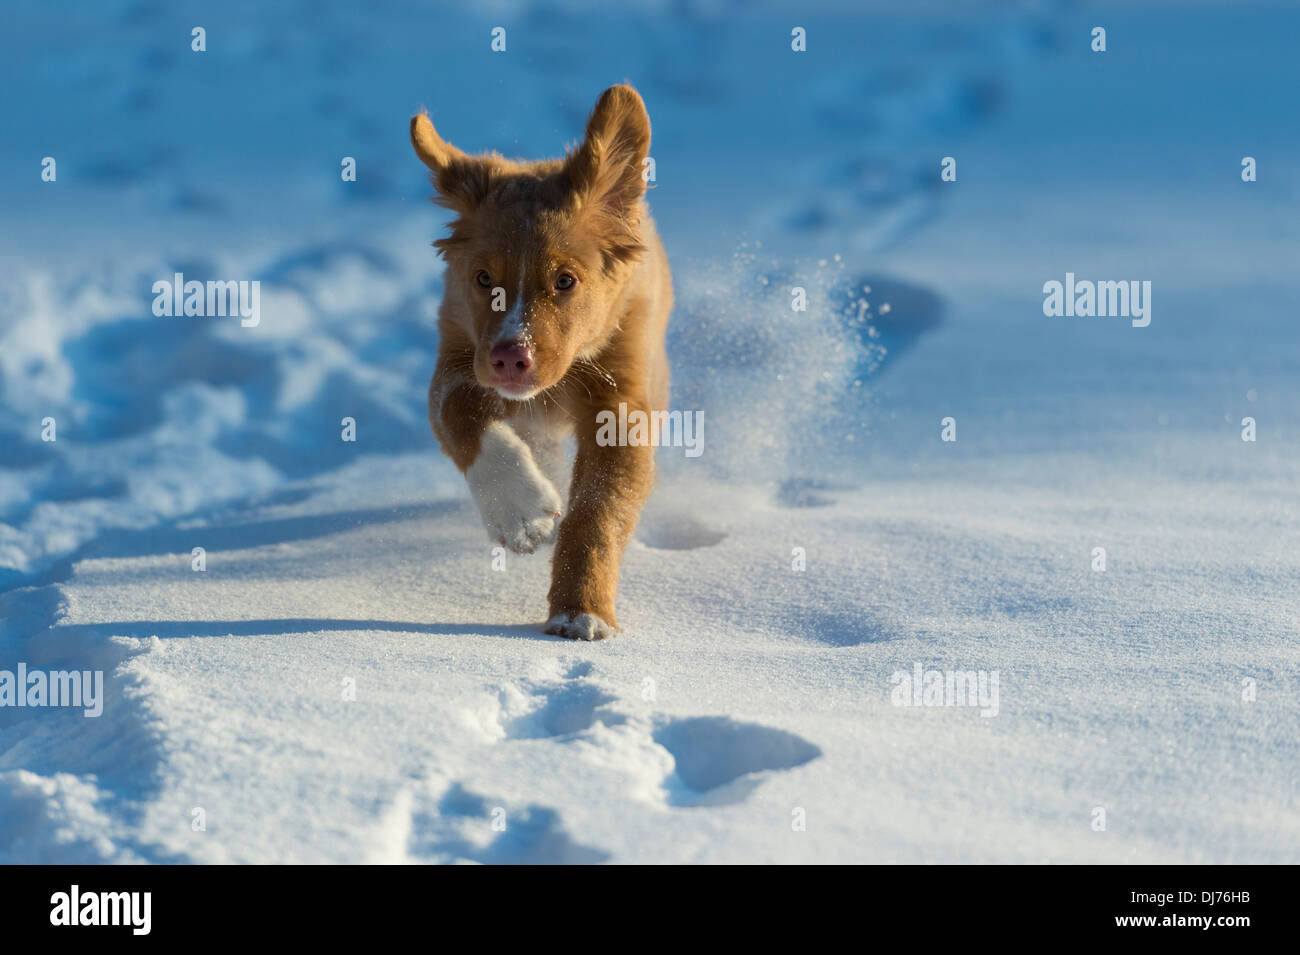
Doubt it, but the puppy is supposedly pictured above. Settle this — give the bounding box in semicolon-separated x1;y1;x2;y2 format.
410;85;672;641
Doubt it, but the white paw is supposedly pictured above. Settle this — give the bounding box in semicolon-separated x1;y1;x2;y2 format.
544;612;618;642
467;422;563;554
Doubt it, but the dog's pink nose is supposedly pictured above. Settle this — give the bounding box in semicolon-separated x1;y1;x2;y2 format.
489;341;534;381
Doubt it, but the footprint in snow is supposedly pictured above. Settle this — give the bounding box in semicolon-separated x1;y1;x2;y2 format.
404;782;609;865
653;716;822;808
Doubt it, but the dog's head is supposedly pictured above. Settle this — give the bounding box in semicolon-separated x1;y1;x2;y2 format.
411;85;651;401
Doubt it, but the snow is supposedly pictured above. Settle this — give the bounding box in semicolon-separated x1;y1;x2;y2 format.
2;0;1298;863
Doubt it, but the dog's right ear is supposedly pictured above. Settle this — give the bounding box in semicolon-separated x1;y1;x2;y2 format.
563;86;652;270
410;111;491;213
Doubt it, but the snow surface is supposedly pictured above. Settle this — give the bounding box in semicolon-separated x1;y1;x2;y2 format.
1;0;1298;863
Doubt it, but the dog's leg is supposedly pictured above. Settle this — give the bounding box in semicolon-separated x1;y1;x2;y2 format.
429;368;562;555
545;408;654;640
467;421;563;554
512;415;574;512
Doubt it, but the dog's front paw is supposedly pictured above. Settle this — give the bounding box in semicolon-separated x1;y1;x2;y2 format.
544;612;618;641
479;483;562;554
467;422;564;554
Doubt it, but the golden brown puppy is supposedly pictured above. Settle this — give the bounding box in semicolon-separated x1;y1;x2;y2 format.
410;85;672;641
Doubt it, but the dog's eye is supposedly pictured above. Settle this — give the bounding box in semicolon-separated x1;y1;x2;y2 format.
475;270;492;289
555;273;577;291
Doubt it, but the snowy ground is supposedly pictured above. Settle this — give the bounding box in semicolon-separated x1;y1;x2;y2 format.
2;0;1298;863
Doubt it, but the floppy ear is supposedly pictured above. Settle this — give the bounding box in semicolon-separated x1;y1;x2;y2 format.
564;85;651;266
410;110;493;214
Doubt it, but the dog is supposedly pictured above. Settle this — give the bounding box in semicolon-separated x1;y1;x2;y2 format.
410;85;672;641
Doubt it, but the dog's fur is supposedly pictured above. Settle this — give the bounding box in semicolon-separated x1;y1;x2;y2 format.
410;85;672;641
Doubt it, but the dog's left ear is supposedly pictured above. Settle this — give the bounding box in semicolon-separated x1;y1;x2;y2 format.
411;111;493;214
565;85;651;223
